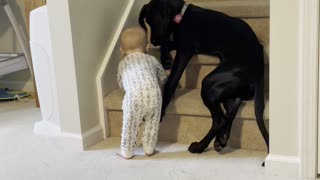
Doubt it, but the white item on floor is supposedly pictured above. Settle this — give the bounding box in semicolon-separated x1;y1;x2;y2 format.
30;5;60;136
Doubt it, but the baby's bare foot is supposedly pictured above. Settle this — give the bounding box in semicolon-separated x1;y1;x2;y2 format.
116;152;134;160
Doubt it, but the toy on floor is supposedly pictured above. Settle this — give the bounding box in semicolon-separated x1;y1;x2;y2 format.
0;88;30;102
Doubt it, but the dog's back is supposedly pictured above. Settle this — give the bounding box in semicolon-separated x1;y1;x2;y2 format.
175;4;262;63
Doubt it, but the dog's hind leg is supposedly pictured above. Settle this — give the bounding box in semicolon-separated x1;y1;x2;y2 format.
160;41;175;70
188;102;225;153
214;98;242;152
188;81;226;153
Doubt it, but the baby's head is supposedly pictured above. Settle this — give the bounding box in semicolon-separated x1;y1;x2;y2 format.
120;26;148;56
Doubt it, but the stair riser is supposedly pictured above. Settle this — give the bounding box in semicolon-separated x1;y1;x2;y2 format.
108;111;268;151
178;64;269;89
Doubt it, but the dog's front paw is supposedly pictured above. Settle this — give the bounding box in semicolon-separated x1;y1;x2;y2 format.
188;142;205;153
161;55;172;70
162;62;172;70
214;139;223;152
214;136;227;152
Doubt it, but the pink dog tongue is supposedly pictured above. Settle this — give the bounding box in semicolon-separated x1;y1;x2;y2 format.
173;14;183;24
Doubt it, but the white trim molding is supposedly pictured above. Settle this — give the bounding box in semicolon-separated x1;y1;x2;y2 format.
34;122;103;151
267;0;319;179
33;120;61;137
82;125;104;149
266;155;300;178
298;0;319;179
59;124;104;150
96;0;135;138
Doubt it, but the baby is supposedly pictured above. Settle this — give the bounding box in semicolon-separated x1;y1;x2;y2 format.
116;26;166;159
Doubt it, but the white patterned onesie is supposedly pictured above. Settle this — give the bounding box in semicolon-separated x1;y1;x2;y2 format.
117;52;166;157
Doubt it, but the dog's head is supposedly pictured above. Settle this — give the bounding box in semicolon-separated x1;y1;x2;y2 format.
139;0;184;46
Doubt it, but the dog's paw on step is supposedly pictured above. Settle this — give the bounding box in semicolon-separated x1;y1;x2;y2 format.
188;142;206;153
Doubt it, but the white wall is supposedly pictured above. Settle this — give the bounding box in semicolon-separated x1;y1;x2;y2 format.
46;0;82;138
47;0;131;149
0;0;33;93
269;0;299;156
68;0;129;134
266;0;301;178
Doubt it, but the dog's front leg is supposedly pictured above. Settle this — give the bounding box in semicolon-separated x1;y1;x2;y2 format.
161;51;193;121
160;41;175;70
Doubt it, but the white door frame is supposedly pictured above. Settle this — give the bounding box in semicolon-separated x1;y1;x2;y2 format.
299;0;319;178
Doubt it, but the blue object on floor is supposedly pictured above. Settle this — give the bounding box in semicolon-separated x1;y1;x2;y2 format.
0;88;30;100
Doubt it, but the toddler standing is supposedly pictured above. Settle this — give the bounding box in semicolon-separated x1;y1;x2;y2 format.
116;26;166;159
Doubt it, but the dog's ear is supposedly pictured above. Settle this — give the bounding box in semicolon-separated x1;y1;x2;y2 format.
139;4;150;31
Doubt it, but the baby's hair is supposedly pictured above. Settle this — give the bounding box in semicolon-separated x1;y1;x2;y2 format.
120;26;147;52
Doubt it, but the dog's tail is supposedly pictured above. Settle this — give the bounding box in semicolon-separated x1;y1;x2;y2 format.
254;44;269;152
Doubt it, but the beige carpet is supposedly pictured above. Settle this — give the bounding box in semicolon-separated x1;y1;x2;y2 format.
0;99;270;180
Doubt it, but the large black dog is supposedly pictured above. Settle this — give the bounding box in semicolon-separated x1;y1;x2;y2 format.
139;0;269;154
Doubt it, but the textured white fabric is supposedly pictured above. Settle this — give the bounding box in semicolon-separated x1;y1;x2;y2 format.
117;52;166;156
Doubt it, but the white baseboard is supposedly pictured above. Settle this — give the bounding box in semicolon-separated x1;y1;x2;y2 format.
266;154;300;179
268;176;306;180
59;131;84;152
82;124;104;150
33;120;84;151
33;120;61;137
58;124;104;151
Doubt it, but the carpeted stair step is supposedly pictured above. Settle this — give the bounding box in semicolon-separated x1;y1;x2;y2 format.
105;89;269;151
191;0;269;18
106;89;269;119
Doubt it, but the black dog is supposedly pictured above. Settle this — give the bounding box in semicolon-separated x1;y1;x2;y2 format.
139;0;269;154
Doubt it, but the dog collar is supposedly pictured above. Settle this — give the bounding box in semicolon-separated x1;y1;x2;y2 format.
173;4;188;24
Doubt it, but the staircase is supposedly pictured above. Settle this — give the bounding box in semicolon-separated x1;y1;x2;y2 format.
105;0;269;152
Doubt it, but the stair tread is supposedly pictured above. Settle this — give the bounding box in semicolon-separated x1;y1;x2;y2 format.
105;89;269;120
193;0;269;18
